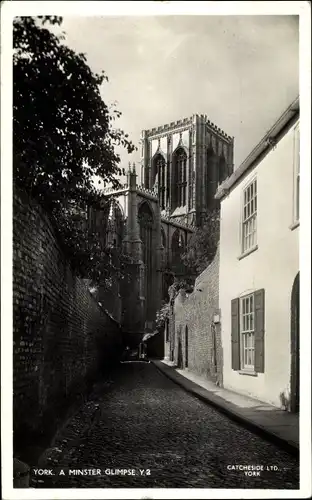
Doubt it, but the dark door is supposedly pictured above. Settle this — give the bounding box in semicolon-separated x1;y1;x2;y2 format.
170;319;175;362
185;326;189;368
177;326;183;368
290;272;300;413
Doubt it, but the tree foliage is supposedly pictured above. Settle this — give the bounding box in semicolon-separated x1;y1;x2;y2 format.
13;16;136;212
13;16;137;287
54;204;133;284
182;208;220;275
155;301;170;332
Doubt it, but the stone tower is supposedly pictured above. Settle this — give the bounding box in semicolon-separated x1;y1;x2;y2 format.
140;114;234;227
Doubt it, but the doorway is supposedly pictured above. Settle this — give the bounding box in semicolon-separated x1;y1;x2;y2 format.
290;272;300;413
177;326;183;368
185;326;189;368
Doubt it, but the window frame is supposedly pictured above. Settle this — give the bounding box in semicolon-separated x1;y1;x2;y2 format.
175;149;187;207
232;289;265;375
239;293;255;372
241;177;258;256
154;155;166;210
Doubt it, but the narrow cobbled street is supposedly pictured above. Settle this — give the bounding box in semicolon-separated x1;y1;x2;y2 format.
33;362;299;489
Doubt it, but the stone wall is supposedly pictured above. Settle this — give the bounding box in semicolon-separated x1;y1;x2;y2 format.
13;187;122;460
167;247;223;385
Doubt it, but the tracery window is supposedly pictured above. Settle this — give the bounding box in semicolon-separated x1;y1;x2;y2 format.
173;148;187;208
156;155;166;210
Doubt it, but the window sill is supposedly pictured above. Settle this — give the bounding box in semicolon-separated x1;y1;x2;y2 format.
289;220;300;231
238;245;258;261
239;370;258;377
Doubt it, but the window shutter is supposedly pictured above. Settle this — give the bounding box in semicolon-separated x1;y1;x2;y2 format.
231;298;240;371
254;289;265;373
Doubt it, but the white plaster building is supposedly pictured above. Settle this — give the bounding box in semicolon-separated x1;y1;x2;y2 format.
216;97;300;412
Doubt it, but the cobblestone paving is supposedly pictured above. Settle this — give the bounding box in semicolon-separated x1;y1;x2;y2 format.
33;362;299;489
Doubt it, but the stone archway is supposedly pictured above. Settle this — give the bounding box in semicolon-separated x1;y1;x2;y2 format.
290;272;300;413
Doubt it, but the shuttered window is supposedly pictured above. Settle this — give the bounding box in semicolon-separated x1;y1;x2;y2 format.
231;298;240;371
231;289;265;373
254;289;265;373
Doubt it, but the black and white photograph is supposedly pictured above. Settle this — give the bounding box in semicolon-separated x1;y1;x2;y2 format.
1;1;311;498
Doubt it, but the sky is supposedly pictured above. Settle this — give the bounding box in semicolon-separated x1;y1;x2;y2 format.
53;14;299;184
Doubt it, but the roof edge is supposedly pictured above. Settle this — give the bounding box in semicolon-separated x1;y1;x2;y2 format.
215;96;300;200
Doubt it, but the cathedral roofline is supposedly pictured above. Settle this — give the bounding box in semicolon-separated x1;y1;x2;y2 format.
136;185;158;199
142;113;234;142
161;214;195;232
102;184;129;196
102;184;158;199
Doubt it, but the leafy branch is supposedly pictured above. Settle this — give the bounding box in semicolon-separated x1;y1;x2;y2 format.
13;16;137;287
181;208;220;275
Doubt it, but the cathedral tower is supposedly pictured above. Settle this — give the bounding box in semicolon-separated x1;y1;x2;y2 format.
140;114;234;227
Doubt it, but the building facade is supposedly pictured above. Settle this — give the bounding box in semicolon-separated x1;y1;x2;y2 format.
216;97;300;411
164;245;222;386
141;114;234;227
90;114;234;345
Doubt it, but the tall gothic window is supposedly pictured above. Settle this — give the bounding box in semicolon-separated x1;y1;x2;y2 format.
153;154;166;210
173;148;187;208
138;203;154;313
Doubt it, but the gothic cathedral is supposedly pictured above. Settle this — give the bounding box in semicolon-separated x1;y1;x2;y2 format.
91;114;233;345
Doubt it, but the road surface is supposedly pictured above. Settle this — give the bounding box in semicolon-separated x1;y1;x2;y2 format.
33;361;299;489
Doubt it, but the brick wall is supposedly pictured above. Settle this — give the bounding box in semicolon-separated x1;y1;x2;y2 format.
13;187;122;458
167;247;223;385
